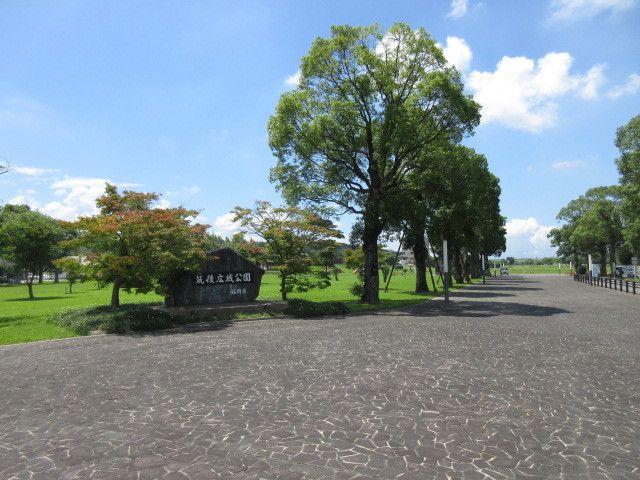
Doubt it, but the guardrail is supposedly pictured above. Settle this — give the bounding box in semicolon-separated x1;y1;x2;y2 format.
574;274;637;295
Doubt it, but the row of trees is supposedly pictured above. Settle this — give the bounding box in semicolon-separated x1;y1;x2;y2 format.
0;188;345;304
267;23;505;302
549;115;640;275
2;24;507;306
0;186;210;303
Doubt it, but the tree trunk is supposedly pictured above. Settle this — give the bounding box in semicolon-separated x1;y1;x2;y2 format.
361;193;383;304
362;232;380;303
280;273;287;301
463;254;471;282
54;269;59;283
413;230;429;293
609;244;616;276
425;244;438;293
598;247;607;276
38;269;43;284
27;280;34;300
111;276;121;308
452;249;464;284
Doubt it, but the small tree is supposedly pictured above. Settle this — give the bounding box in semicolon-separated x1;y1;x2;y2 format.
233;201;343;300
0;208;63;299
65;184;208;307
52;257;85;293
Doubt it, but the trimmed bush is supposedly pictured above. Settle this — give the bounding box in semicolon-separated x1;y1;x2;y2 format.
285;299;349;318
52;303;180;334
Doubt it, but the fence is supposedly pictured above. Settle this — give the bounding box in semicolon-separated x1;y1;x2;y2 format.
574;274;637;295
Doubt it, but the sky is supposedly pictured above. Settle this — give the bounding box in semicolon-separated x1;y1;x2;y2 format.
1;0;639;258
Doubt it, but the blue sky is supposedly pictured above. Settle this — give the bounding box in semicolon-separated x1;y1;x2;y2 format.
1;0;639;257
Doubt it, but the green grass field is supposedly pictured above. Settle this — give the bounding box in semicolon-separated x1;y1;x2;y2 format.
0;269;468;346
490;264;572;275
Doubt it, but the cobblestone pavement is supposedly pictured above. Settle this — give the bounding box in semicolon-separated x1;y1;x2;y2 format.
1;275;639;479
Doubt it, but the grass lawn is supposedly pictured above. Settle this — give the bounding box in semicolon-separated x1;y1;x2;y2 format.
0;268;469;346
490;264;573;275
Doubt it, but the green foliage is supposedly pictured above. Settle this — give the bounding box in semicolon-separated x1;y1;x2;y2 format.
1;268;479;345
349;282;365;298
0;206;63;298
615;115;640;254
268;23;480;303
51;304;236;334
555;186;624;274
52;256;85;292
64;184;209;307
284;299;349;318
233;201;342;300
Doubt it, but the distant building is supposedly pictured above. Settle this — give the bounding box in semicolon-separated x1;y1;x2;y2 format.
398;249;414;266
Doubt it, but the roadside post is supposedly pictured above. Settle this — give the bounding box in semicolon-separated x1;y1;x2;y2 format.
443;240;450;304
481;254;486;284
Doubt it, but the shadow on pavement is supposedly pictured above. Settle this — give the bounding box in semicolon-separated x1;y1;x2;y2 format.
457;286;543;292
118;319;234;338
400;300;570;318
449;291;517;298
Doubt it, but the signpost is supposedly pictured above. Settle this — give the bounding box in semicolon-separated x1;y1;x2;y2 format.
443;240;450;304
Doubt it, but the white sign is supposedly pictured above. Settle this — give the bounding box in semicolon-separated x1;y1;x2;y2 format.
615;265;637;278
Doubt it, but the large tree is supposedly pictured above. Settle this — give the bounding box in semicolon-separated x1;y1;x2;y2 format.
615;115;640;255
554;186;623;275
233;201;342;301
65;184;208;307
0;207;63;299
268;23;480;303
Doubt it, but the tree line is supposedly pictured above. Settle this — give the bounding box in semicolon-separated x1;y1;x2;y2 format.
1;23;507;305
549;115;640;275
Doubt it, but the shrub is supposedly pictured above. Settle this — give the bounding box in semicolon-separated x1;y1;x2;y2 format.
284;299;349;318
51;303;178;334
577;264;588;275
349;282;365;298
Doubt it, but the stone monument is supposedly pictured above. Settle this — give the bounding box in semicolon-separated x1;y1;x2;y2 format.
165;248;265;307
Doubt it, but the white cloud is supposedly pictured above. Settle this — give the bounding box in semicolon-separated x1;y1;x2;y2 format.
550;0;636;21
530;225;554;251
213;212;241;237
442;36;472;73
505;217;556;257
576;64;607;99
154;198;171;209
284;71;301;87
8;192;40;210
607;73;640;99
448;0;469;18
468;52;606;132
14;166;60;176
506;217;542;236
552;160;586;170
41;177;110;221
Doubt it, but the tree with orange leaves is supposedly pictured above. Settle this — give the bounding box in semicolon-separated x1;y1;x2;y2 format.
64;184;208;307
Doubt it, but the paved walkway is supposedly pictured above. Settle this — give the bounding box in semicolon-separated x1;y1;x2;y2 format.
1;276;639;479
